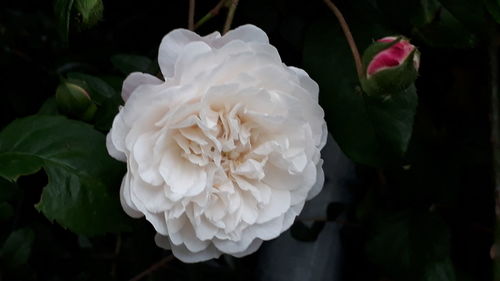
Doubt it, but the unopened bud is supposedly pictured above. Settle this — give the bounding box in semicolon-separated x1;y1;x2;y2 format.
55;82;97;121
361;36;420;96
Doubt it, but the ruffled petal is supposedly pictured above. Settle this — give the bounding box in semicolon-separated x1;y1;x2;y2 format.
122;72;163;102
212;24;269;48
307;159;324;200
119;174;143;218
158;29;203;78
170;242;222;263
106;132;126;162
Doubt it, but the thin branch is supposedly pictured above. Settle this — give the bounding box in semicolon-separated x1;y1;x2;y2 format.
194;0;227;30
322;0;363;79
491;40;500;193
490;34;500;277
223;0;239;34
110;235;122;279
129;255;174;281
188;0;196;31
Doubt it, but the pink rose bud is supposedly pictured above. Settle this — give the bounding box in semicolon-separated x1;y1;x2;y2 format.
361;36;420;96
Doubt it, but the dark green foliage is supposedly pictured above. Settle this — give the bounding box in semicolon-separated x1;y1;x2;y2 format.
304;20;418;166
111;54;156;75
365;211;454;281
0;116;130;235
0;228;35;269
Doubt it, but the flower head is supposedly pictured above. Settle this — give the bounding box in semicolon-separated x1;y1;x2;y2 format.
106;24;327;262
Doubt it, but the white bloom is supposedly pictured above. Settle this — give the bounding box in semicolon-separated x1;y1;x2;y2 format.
106;24;327;263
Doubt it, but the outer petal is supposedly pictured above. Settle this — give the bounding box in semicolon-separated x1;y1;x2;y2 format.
287;66;320;101
129;175;173;213
158;30;221;79
122;72;163;102
119;174;143;218
170;242;222;263
231;239;263;258
158;29;202;78
154;233;171;250
106;112;128;162
212;24;269;48
306;159;325;200
106;132;126;162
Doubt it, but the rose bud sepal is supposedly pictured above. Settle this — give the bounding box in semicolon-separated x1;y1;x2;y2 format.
55;82;97;122
360;37;420;97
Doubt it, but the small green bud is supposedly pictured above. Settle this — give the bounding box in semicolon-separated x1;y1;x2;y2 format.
55;82;97;121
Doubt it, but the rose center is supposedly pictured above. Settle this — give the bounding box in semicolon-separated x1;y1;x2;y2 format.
174;106;258;180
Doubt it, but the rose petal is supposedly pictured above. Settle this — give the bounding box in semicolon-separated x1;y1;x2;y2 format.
256;189;290;224
158;29;203;78
231;239;263;258
169;223;210;253
212;24;269;48
122;72;163;102
307;159;324;200
159;148;207;197
154;233;171;250
169;242;221;263
106;131;126;162
119;174;143;218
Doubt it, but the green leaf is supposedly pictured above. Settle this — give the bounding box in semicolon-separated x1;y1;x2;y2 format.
74;0;103;29
366;86;418;156
413;6;478;48
366;211;453;280
111;54;154;75
438;0;489;36
38;97;60;115
303;19;417;166
484;0;500;23
54;0;75;42
424;258;456;281
0;153;43;182
376;0;441;28
0;178;17;202
376;0;422;28
0;115;130;235
414;0;442;27
0;202;14;221
0;228;34;269
376;0;484;45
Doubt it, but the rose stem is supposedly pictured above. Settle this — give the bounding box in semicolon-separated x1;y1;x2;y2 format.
194;0;227;30
223;0;239;34
110;235;122;279
129;255;174;281
188;0;196;31
322;0;363;79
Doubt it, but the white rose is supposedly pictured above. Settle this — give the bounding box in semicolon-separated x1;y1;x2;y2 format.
106;24;327;263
